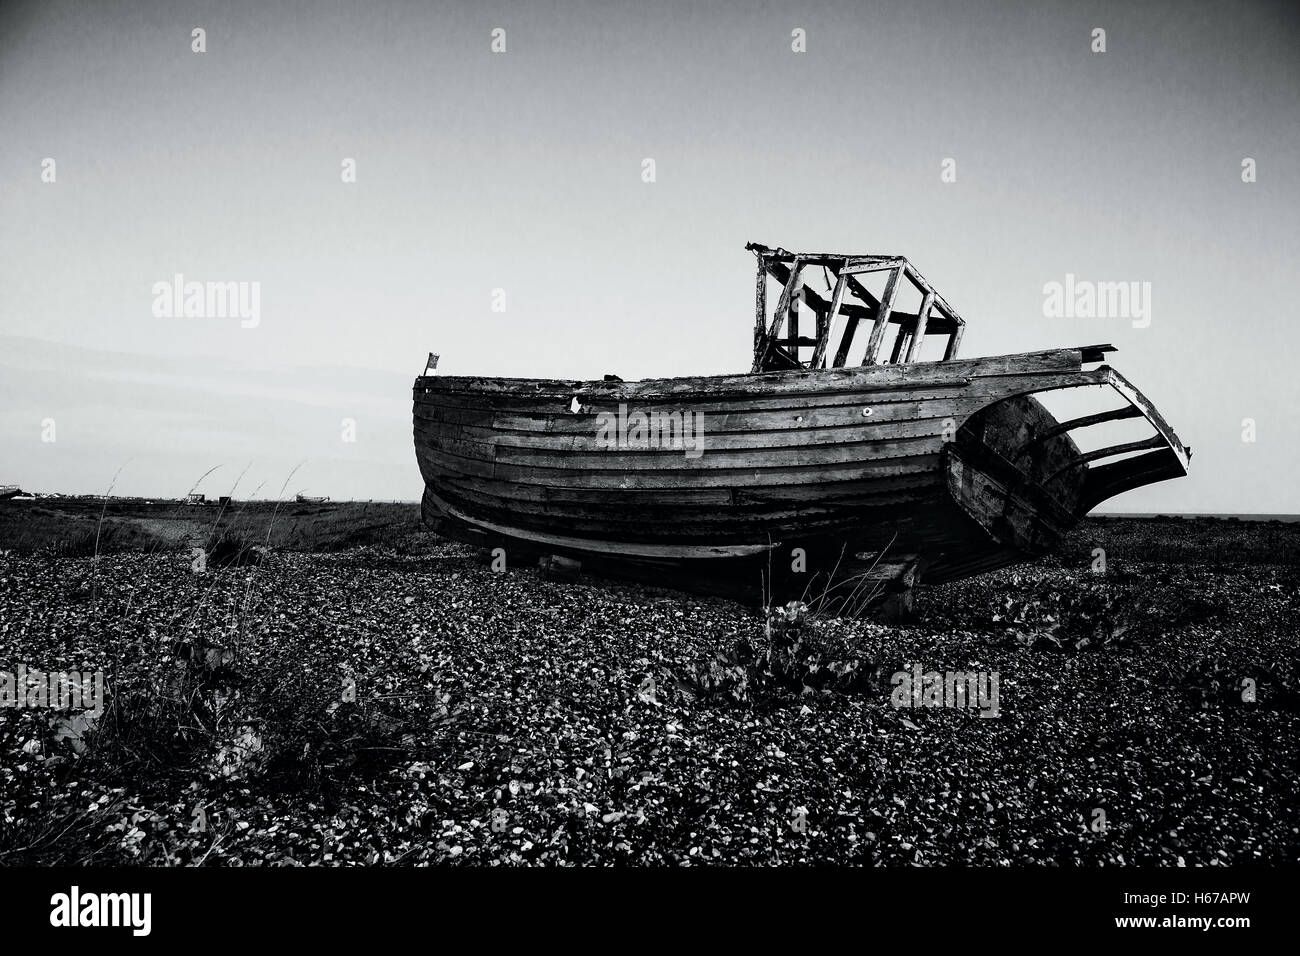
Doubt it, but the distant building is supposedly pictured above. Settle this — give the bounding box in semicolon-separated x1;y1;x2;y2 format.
186;493;206;505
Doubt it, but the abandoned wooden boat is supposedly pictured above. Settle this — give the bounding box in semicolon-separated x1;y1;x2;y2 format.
413;243;1190;612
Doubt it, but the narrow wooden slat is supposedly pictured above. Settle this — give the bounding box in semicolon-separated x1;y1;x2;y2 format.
833;268;884;368
842;257;906;276
418;347;1100;403
905;291;935;363
417;445;942;488
863;266;904;366
1042;435;1168;485
416;398;973;439
888;325;910;364
416;364;1113;420
437;471;943;507
945;324;964;360
831;314;861;369
415;381;978;420
810;259;849;368
418;430;945;472
753;256;804;372
746;243;907;267
443;476;935;511
1013;405;1144;457
438;489;938;540
425;489;778;559
932;300;965;360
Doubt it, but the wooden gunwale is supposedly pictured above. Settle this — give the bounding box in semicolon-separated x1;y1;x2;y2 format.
413;345;1099;401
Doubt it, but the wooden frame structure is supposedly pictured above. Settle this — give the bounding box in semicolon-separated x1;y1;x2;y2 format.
748;242;966;373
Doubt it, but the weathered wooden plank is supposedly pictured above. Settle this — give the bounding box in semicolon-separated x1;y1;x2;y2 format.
1014;405;1144;457
416;446;942;488
435;471;944;507
416;368;1116;432
863;266;904;366
905;291;935;363
842;257;906;276
786;266;804;360
416;397;973;438
430;488;964;549
1042;435;1168;486
418;348;1100;404
426;489;780;558
929;298;964;360
747;242;906;266
421;413;962;454
811;261;849;369
416;382;979;419
491;435;944;470
437;488;938;540
417;390;960;425
416;361;1086;418
753;256;805;372
422;434;498;463
945;324;964;360
445;484;934;520
831;312;862;369
1103;368;1191;471
419;430;946;472
426;488;988;571
419;414;957;452
416;448;496;479
888;326;911;364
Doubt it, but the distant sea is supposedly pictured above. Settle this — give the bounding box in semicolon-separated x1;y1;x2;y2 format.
1095;513;1299;522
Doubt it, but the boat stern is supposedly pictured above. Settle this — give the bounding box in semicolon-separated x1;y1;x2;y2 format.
943;358;1190;567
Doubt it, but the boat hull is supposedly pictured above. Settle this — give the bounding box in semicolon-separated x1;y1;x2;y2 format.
413;345;1189;605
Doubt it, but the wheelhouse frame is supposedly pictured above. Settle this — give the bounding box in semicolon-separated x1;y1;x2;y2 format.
748;242;967;373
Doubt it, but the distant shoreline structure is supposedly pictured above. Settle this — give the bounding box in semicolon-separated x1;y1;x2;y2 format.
0;493;421;506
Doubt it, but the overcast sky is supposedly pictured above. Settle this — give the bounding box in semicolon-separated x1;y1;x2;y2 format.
2;0;1297;510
